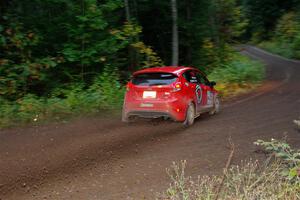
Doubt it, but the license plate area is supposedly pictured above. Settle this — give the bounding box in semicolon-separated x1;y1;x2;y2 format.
140;103;154;108
143;91;156;99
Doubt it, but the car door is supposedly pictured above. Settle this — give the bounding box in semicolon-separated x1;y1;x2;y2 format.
182;70;201;111
196;71;214;108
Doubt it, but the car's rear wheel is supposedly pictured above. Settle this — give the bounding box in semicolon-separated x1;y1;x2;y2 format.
183;103;195;127
209;96;221;115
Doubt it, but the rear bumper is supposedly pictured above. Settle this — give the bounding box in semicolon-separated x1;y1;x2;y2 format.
123;99;186;121
127;110;173;119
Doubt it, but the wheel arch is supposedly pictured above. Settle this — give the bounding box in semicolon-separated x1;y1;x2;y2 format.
184;100;195;118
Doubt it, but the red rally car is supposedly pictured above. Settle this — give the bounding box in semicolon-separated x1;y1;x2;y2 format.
122;66;220;126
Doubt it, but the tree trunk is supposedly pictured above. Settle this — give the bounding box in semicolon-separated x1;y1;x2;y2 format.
124;0;137;72
171;0;179;66
124;0;130;22
186;0;192;64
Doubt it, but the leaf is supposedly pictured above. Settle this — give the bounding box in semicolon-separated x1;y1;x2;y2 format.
289;167;298;178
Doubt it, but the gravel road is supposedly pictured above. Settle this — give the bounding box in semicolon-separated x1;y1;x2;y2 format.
0;46;299;200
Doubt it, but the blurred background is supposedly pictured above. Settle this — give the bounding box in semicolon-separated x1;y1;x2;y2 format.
0;0;299;127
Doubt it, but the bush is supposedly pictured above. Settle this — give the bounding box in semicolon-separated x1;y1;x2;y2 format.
0;95;47;126
89;65;125;109
0;66;125;128
255;139;300;182
208;54;265;97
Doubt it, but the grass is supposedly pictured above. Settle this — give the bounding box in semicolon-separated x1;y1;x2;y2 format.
160;139;300;200
161;160;300;200
0;91;124;128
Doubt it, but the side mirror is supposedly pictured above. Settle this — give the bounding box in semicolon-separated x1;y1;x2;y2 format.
210;81;216;87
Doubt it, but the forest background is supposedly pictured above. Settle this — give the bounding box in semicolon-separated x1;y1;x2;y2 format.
0;0;299;126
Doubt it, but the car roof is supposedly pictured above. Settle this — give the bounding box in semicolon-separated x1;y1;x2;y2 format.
133;66;200;76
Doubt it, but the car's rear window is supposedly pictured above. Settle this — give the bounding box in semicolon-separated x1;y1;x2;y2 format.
132;73;178;86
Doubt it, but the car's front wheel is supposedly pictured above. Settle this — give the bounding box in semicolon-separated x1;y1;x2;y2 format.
183;103;195;127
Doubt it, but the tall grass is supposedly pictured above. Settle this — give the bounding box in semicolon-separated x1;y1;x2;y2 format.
161;160;300;200
161;139;300;200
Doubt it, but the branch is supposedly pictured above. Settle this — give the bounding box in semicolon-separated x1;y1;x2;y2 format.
214;137;235;200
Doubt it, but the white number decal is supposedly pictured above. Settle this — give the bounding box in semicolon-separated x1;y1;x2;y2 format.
195;85;202;104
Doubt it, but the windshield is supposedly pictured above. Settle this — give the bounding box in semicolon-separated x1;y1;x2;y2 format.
132;73;178;86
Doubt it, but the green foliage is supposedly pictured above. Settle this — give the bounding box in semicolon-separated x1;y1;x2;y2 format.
198;39;221;71
0;21;57;99
209;55;264;84
1;0;162;104
177;0;248;67
258;12;300;60
0;68;124;128
213;0;249;41
259;41;295;59
131;41;163;67
292;34;300;58
2;0;297;127
276;12;300;41
199;42;238;73
89;65;125;109
255;139;300;182
61;0;125;68
112;22;163;68
208;54;265;97
243;0;298;41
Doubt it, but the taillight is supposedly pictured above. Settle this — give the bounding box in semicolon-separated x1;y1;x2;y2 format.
173;82;182;92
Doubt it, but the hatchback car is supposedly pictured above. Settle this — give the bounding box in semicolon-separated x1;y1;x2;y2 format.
122;66;220;126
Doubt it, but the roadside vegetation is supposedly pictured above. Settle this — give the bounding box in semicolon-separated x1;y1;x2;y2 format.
0;66;125;127
258;12;300;60
0;52;264;128
161;139;300;200
243;2;300;60
208;53;264;98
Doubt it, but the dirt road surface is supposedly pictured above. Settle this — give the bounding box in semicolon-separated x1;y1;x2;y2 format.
0;46;300;200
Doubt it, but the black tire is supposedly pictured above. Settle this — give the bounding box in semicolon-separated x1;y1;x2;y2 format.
183;103;195;127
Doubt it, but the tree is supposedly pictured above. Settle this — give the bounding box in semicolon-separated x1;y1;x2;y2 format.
242;0;298;41
171;0;179;66
124;0;131;21
61;0;125;81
